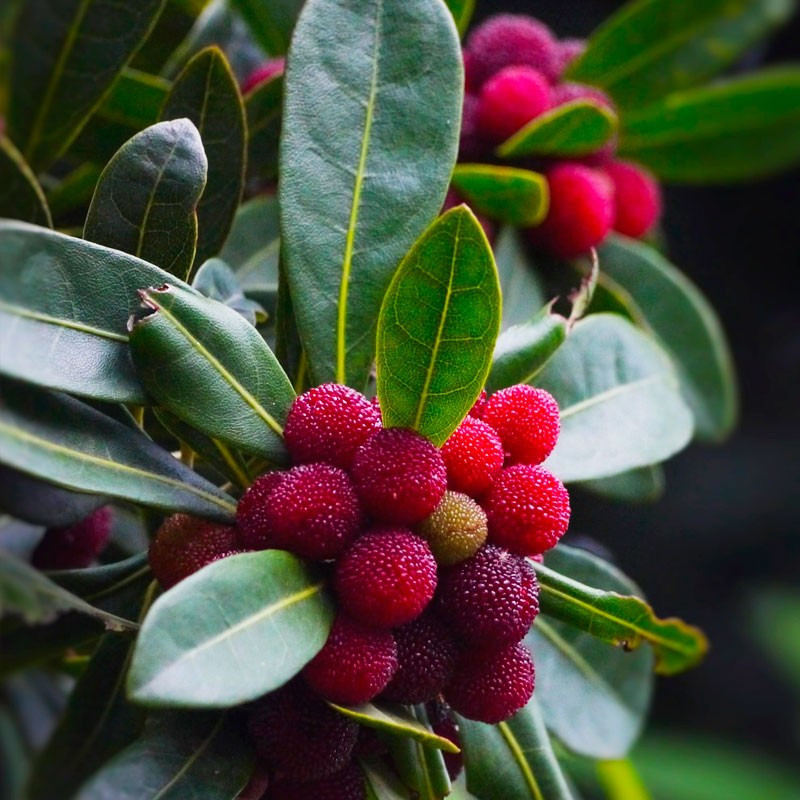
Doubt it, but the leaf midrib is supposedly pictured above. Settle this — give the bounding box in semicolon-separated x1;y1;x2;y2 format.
0;298;128;342
558;374;664;420
497;720;544;800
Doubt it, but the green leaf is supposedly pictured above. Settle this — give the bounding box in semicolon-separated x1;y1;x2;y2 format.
161;47;246;265
493;227;548;330
7;0;166;170
84;119;207;281
0;136;51;226
129;284;293;461
459;697;577;800
74;710;253;800
619;68;800;182
244;74;282;182
96;67;170;130
451;165;549;227
46;163;102;220
444;0;475;36
230;0;303;55
128;550;333;707
531;557;708;676
568;0;795;109
529;545;654;759
192;259;266;326
577;465;666;504
0;377;237;522
280;0;462;388
363;757;414;800
376;207;501;446
749;586;800;696
497;100;617;159
535;314;694;482
597;235;738;441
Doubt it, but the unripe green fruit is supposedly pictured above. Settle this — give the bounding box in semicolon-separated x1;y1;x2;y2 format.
418;491;488;566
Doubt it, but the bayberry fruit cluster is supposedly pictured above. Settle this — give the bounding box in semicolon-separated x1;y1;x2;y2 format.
457;13;662;257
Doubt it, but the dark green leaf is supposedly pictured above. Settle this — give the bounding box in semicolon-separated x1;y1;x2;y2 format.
497;100;617;158
161;47;246;265
619;68;800;182
362;757;414;800
192;259;266;326
749;587;800;695
577;465;666;504
376;207;501;446
84;119;207;281
568;0;794;108
129;284;293;461
0;136;51;226
245;74;282;182
0;377;237;522
280;0;462;388
493;227;548;330
451;165;549;227
535;314;694;482
128;551;333;707
7;0;165;170
444;0;475;36
46;164;102;221
96;68;170;130
230;0;303;55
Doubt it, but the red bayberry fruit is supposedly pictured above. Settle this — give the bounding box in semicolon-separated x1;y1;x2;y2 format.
477;66;552;143
436;545;538;647
381;614;458;704
418;491;488;566
31;507;112;570
335;528;437;628
268;762;366;800
304;616;397;705
247;681;358;781
148;514;240;589
459;93;486;161
440;416;504;496
481;385;560;466
241;57;285;94
350;428;447;525
469;389;488;418
483;464;570;555
284;384;381;470
236;471;284;550
555;38;586;76
604;159;663;238
529;163;615;259
466;14;560;86
445;642;535;724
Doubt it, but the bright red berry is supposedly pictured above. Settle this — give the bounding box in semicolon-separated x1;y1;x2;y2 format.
304;616;397;705
445;642;535;724
605;159;663;238
236;471;284;550
350;428;447;525
469;389;488;418
555;38;586;76
477;66;552;144
481;385;560;466
284;384;381;470
31;507;112;570
440;416;504;496
483;465;570;555
268;762;366;800
418;491;488;566
241;57;285;94
148;514;240;589
335;528;437;628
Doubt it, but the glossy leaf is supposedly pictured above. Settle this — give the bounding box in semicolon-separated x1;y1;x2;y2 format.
0;136;51;226
96;68;170;130
444;0;475;36
497;100;617;158
7;0;165;170
376;207;501;446
161;47;246;265
568;0;795;108
192;259;266;326
451;165;549;226
385;716;452;800
280;0;462;388
245;74;283;182
493;227;548;330
535;314;694;482
129;284;293;461
578;465;666;504
230;0;303;55
128;551;333;707
598;235;738;441
619;68;800;182
0;377;237;522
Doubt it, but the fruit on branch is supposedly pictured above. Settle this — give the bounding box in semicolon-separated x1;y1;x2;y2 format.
440;416;504;497
31;507;112;570
235;471;285;550
428;703;464;780
417;491;488;566
477;65;552;143
604;159;663;238
266;761;367;800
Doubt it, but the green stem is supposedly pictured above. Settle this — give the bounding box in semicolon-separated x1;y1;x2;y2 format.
597;758;651;800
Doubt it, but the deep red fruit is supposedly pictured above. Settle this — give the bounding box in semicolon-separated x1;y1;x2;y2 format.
247;681;358;781
236;471;284;550
31;507;112;570
481;385;560;466
445;642;535;724
459;93;486;161
477;66;552;143
304;616;397;705
350;428;447;525
555;38;586;76
241;57;285;94
483;464;570;555
436;545;539;647
605;160;663;238
264;464;362;560
284;383;381;469
466;14;560;86
148;514;240;589
335;528;437;628
431;714;464;781
269;762;366;800
440;416;504;496
381;614;458;704
529;163;615;258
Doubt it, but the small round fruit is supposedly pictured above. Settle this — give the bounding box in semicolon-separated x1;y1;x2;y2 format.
605;159;663;238
31;507;112;570
418;491;488;565
236;471;284;550
440;416;504;497
268;762;366;800
459;93;486;161
241;57;285;94
477;65;552;143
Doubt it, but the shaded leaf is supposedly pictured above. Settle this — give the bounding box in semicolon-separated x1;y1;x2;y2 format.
192;259;266;326
385;712;452;800
46;163;102;221
245;74;283;182
493;227;547;330
230;0;303;55
577;465;666;504
362;757;414;800
0;136;51;226
444;0;475;37
96;68;170;130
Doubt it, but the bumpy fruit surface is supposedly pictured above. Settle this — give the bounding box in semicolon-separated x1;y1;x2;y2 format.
477;65;551;144
268;762;366;800
335;528;437;628
284;383;381;469
303;616;397;705
350;428;447;525
440;416;504;497
483;465;570;555
148;514;239;589
445;642;535;724
418;491;488;566
605;159;663;238
482;385;560;466
31;507;112;570
235;471;284;550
